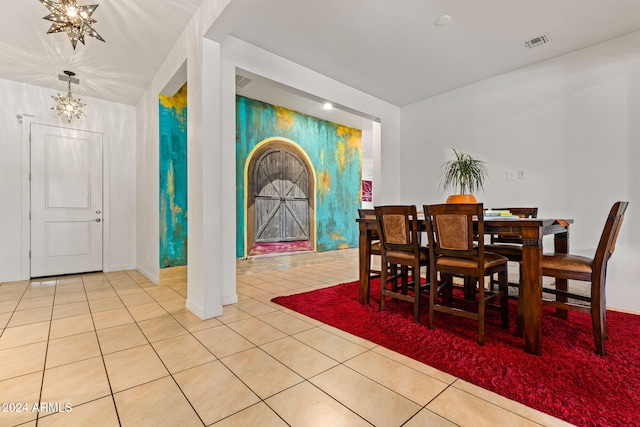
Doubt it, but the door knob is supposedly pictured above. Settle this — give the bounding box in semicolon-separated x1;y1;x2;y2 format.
95;218;101;222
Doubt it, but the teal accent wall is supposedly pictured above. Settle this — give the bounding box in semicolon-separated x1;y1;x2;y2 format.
236;95;362;257
159;85;188;267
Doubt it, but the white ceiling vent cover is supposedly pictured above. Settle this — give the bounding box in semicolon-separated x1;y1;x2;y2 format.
525;33;551;49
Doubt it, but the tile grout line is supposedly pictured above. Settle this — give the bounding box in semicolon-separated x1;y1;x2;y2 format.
34;276;58;427
81;273;123;427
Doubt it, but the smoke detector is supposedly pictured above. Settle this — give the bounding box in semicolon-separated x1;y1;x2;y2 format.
525;33;551;49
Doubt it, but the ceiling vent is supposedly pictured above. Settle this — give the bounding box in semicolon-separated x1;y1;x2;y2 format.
235;75;252;88
58;73;80;85
525;33;551;49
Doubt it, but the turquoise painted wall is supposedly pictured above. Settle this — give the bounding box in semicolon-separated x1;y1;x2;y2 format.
159;85;188;267
236;95;362;257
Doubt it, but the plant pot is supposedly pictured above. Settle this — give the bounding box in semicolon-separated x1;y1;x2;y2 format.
446;194;477;204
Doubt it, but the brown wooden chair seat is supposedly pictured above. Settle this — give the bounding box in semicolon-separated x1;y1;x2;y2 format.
423;203;509;345
540;201;628;356
375;205;430;322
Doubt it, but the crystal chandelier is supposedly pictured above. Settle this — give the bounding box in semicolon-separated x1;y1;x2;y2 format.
39;0;105;49
51;71;86;123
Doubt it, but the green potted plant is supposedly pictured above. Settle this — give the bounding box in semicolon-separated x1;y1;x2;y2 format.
439;148;488;203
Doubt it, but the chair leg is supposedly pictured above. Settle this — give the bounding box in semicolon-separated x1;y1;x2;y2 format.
464;276;475;301
380;260;387;312
555;278;569;320
428;269;437;329
478;278;485;346
516;286;524;337
390;264;398;292
413;263;421;322
592;278;607;356
499;270;509;329
602;285;609;340
401;265;409;294
442;274;454;306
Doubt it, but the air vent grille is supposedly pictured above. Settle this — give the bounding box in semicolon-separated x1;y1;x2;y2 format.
235;75;252;88
525;33;551;49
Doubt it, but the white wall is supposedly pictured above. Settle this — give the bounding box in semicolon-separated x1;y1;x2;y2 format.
401;32;640;312
135;0;232;319
0;78;136;282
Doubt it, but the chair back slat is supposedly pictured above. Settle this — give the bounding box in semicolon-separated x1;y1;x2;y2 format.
425;203;484;261
358;208;379;239
435;214;471;250
595;202;629;262
374;205;421;255
357;208;376;220
382;214;409;245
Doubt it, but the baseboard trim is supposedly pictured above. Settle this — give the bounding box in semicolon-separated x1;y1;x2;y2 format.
186;299;223;320
136;265;159;284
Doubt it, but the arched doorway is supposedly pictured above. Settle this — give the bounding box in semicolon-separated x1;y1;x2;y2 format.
246;140;315;257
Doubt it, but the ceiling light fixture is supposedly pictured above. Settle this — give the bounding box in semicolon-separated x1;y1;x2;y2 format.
51;71;86;122
39;0;105;49
323;102;333;110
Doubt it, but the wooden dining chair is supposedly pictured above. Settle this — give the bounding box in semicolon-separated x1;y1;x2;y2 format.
423;203;509;345
358;208;382;281
375;205;429;322
541;201;628;356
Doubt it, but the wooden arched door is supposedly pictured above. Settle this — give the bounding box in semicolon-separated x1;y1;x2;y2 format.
253;148;310;243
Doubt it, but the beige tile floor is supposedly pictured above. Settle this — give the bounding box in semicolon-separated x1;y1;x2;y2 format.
0;249;574;427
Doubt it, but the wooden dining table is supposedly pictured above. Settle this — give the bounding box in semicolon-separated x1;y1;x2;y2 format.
356;215;573;355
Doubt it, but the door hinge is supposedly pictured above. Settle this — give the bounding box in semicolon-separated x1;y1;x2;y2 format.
29;212;31;220
28;172;31;181
29;251;31;258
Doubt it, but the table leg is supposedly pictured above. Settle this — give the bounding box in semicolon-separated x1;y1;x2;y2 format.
520;225;544;355
359;228;372;304
553;231;570;320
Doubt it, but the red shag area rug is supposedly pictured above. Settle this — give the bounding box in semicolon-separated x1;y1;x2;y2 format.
272;279;640;427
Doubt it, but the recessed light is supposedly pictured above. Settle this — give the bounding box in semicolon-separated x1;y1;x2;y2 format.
323;102;333;110
435;14;452;26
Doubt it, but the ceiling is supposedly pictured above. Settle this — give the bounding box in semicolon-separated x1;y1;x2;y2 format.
0;0;203;105
230;0;640;107
3;0;640;107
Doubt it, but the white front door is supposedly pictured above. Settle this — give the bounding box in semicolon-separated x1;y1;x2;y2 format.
30;124;103;277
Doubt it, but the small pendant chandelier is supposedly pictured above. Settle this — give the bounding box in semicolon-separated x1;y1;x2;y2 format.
51;71;86;123
39;0;105;49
